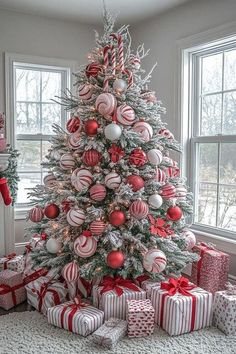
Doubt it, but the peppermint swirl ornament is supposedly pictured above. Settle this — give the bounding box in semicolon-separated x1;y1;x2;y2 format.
133;121;153;142
82;149;101;167
90;220;106;236
95;93;117;117
71;168;93;191
147;149;163;166
143;249;167;273
74;232;97;258
60;153;75;170
115;104;136;126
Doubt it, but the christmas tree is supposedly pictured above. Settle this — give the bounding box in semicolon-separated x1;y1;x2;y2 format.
26;10;198;289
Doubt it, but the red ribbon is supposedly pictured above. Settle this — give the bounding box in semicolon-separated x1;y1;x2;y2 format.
3;253;16;269
60;297;89;332
108;144;125;163
77;277;92;297
135;274;150;287
24;268;48;286
0;281;25;306
160;277;197;332
35;281;61;312
100;276;140;297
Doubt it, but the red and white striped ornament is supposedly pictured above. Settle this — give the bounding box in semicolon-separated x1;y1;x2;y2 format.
43;173;56;188
115;104;136;126
68;132;81;150
129;200;149;220
66;208;85;226
78;83;93;102
95;93;117;117
74;233;97;258
143;249;167;273
60;153;75;170
110;33;124;71
62;261;79;282
89;184;106;202
71;168;93;191
66;116;81;133
133;121;153;142
175;185;187;200
181;230;196;250
82;149;101;167
147;149;163;166
154;168;166;183
159;184;176;200
29;206;44;223
90;220;106;236
158;128;174;140
105;172;121;189
129;148;147;167
129;55;141;70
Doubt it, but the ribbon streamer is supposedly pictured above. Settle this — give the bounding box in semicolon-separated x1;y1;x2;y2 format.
100;275;140;296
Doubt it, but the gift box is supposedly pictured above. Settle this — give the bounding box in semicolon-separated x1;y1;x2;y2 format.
127;299;155;337
25;276;67;315
77;277;92;298
92;317;127;348
135;275;160;299
213;284;236;335
47;297;104;336
191;243;229;293
92;276;146;320
151;277;212;336
23;244;48;283
0;253;24;272
0;270;26;310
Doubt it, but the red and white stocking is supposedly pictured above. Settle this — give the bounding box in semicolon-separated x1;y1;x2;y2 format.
0;178;12;206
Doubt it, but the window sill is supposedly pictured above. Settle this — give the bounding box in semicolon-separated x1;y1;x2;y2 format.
15;208;28;220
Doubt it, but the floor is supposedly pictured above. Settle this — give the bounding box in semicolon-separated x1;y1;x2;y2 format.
0;301;34;316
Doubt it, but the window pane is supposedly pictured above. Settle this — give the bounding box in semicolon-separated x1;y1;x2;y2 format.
17;140;41;171
222;92;236;135
198;143;218;183
218;185;236;231
202;53;222;94
201;94;222;135
196;182;217;227
42;103;61;134
220;143;236;185
15;68;40;102
224;49;236;90
16;172;41;204
42;71;61;102
16;102;40;134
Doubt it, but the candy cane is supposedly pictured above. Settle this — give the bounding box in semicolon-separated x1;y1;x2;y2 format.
123;68;133;88
111;45;116;76
103;45;111;92
110;33;124;72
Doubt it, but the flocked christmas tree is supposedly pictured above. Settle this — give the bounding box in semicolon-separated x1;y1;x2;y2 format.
26;10;198;291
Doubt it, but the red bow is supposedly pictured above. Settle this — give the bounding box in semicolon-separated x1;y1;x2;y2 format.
3;253;16;269
61;200;73;213
108;144;125;163
161;277;196;296
148;215;173;238
100;276;140;296
60;296;89;332
135;274;150;286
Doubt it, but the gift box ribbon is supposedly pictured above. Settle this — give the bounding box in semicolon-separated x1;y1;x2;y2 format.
32;281;61;312
0;280;24;306
60;296;90;332
160;277;197;331
2;253;16;269
100;275;140;296
24;268;48;285
135;275;150;287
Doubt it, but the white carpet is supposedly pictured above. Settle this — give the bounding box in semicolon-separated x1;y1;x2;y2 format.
0;311;235;354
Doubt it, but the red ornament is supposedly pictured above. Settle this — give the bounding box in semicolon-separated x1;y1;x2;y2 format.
129;148;147;166
90;220;106;236
86;62;102;78
44;203;60;219
167;205;183;221
159;184;176;200
84;119;99;136
129;200;149;220
107;250;125;269
66;116;81;133
109;210;126;227
61;200;73;213
89;184;107;202
82;149;101;167
29;206;44;223
108;144;125;163
41;232;48;241
126;175;145;192
148;215;173;237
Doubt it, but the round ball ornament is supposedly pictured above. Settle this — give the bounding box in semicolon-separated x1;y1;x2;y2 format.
62;261;79;281
129;148;147;167
158;128;174;140
167;205;183;221
115;104;136;126
105;172;121;189
90;220;106;236
113;79;127;93
74;233;97;258
154;168;166;183
68;132;81;150
147;149;163;166
182;230;196;250
130;56;141;70
82;149;101;167
66;208;85;227
148;194;163;209
40;232;47;241
78;84;93;102
104;123;122;141
29;206;44;223
109;210;126;227
175;185;187;200
44;203;60;219
107;250;125;269
60;153;75;170
84;119;99;136
159;184;176;200
71;168;93;191
143;249;167;273
43;173;56;188
133;121;153;142
46;238;61;254
66;116;81;133
95;93;117;117
89;184;106;202
129;200;149;220
126;175;144;192
86;62;102;78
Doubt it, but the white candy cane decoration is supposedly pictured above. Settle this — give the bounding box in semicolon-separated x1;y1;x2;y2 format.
111;45;116;76
110;33;124;72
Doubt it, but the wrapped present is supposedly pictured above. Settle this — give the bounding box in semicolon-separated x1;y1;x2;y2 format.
127;299;155;337
135;275;160;299
0;253;24;272
213;283;236;335
47;297;104;336
0;270;26;310
191;243;230;293
151;277;212;336
92;317;127;348
25;276;67;315
92;276;146;320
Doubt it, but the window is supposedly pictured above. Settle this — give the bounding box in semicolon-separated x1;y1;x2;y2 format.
183;37;236;239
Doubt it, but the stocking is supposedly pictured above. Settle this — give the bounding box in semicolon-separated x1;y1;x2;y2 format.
0;178;12;206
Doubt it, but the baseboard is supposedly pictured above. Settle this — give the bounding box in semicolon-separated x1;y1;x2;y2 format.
228;274;236;284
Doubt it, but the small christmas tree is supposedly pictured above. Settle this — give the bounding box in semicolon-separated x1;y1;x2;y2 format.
26;10;198;285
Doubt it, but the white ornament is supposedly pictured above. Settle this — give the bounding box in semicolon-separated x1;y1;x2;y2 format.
105;172;121;189
143;249;167;273
104;123;122;141
148;194;163;209
133;121;153;142
147;149;163;166
60;153;75;170
66;208;85;226
71;168;93;191
182;230;196;250
113;79;127;93
46;238;61;254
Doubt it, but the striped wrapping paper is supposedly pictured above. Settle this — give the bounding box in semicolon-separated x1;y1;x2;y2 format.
92;285;146;320
0;255;24;272
47;301;104;336
25;276;67;315
140;280;161;299
92;317;127;348
0;270;26;310
151;286;213;336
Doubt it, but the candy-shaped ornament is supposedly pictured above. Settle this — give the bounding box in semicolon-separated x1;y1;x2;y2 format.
95;93;117;118
84;119;99;136
60;153;75;170
66;116;81;133
89;184;106;202
66;208;85;226
115;104;136;126
29;206;44;223
68;132;82;150
154;168;166;183
71;168;93;191
90;219;106;236
82;149;101;167
78;83;93;102
129;148;147;167
147;149;163;166
126;175;144;192
105;172;121;189
143;249;167;273
74;232;97;258
175;185;187;200
43;173;56;188
130;200;149;220
159;184;176;200
133;121;153;142
181;230;196;250
104;123;122;141
148;194;163;209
